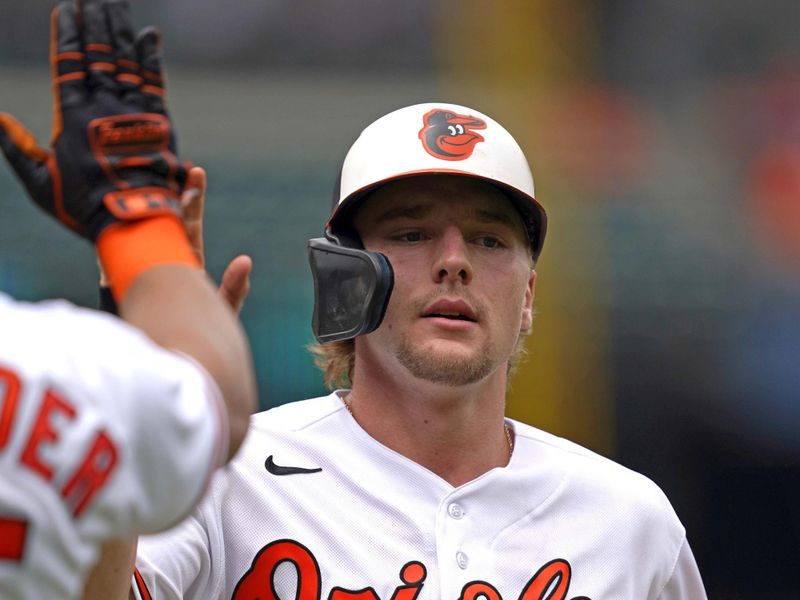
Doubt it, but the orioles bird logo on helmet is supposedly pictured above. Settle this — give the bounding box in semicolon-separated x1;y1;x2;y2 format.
418;109;487;161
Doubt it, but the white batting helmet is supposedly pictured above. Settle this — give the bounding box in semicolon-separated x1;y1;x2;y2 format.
328;102;547;261
308;102;547;343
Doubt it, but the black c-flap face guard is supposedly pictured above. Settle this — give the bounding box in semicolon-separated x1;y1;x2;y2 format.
307;237;394;343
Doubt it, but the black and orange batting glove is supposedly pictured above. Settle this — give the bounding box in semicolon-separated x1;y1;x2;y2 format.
0;0;198;301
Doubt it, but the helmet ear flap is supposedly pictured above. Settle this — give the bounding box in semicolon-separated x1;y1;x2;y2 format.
308;238;394;343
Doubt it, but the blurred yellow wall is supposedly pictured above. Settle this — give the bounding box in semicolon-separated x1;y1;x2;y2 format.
438;0;614;455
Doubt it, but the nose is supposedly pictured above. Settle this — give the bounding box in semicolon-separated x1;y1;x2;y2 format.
432;227;473;285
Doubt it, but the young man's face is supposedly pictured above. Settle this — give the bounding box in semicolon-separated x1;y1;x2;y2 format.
353;174;536;387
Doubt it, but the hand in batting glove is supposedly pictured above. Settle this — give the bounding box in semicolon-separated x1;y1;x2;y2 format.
98;166;253;316
0;0;189;242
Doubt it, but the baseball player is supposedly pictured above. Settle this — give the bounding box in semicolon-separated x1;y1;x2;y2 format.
0;1;256;598
93;102;707;599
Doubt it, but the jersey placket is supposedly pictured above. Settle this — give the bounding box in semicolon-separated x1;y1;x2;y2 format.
435;489;494;598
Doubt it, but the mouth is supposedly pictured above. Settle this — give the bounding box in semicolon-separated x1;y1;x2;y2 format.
422;300;478;323
424;312;475;322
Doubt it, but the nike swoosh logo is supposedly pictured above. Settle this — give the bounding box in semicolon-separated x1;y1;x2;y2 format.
265;455;322;476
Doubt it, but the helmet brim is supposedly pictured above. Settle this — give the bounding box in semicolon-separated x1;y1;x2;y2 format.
328;169;547;262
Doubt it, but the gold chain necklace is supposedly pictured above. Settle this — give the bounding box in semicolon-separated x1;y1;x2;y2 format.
504;422;514;455
342;396;514;457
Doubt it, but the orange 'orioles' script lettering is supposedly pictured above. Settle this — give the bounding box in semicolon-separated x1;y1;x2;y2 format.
232;539;592;600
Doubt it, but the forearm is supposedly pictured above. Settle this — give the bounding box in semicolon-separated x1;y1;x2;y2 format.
82;537;138;600
78;265;255;600
121;264;256;456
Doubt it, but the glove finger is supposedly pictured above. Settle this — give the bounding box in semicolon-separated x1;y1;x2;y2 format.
78;0;119;94
0;113;56;214
106;0;143;103
161;153;186;195
174;159;192;191
50;2;88;139
135;26;166;113
0;113;51;184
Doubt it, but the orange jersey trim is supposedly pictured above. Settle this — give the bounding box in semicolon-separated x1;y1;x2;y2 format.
133;567;153;600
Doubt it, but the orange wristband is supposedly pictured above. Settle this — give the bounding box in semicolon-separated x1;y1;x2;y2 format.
96;215;200;302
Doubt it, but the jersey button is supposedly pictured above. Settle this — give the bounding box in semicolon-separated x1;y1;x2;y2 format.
448;503;464;519
456;551;469;569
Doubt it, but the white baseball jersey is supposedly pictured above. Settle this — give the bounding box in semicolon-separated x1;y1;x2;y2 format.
134;390;705;599
0;292;228;600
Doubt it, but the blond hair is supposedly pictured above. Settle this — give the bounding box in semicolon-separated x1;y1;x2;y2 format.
308;339;356;389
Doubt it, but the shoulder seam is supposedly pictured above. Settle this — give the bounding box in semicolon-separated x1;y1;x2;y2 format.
654;533;689;600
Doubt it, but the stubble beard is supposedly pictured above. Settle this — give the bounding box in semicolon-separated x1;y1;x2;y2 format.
395;333;499;386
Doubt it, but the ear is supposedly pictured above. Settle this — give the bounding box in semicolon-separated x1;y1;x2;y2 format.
520;269;536;331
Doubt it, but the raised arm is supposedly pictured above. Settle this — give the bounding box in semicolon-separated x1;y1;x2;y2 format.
0;0;256;455
0;4;258;597
100;165;255;318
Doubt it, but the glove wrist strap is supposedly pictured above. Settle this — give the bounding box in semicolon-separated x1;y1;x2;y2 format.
97;215;200;302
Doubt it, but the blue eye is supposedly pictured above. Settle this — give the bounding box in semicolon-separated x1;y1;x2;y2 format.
477;236;501;248
402;231;422;242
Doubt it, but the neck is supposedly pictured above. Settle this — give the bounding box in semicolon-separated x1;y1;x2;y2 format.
346;357;513;487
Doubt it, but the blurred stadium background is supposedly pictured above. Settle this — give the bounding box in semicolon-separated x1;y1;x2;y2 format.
1;1;799;596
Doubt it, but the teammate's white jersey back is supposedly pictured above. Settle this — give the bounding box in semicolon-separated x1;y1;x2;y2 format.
0;293;228;599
